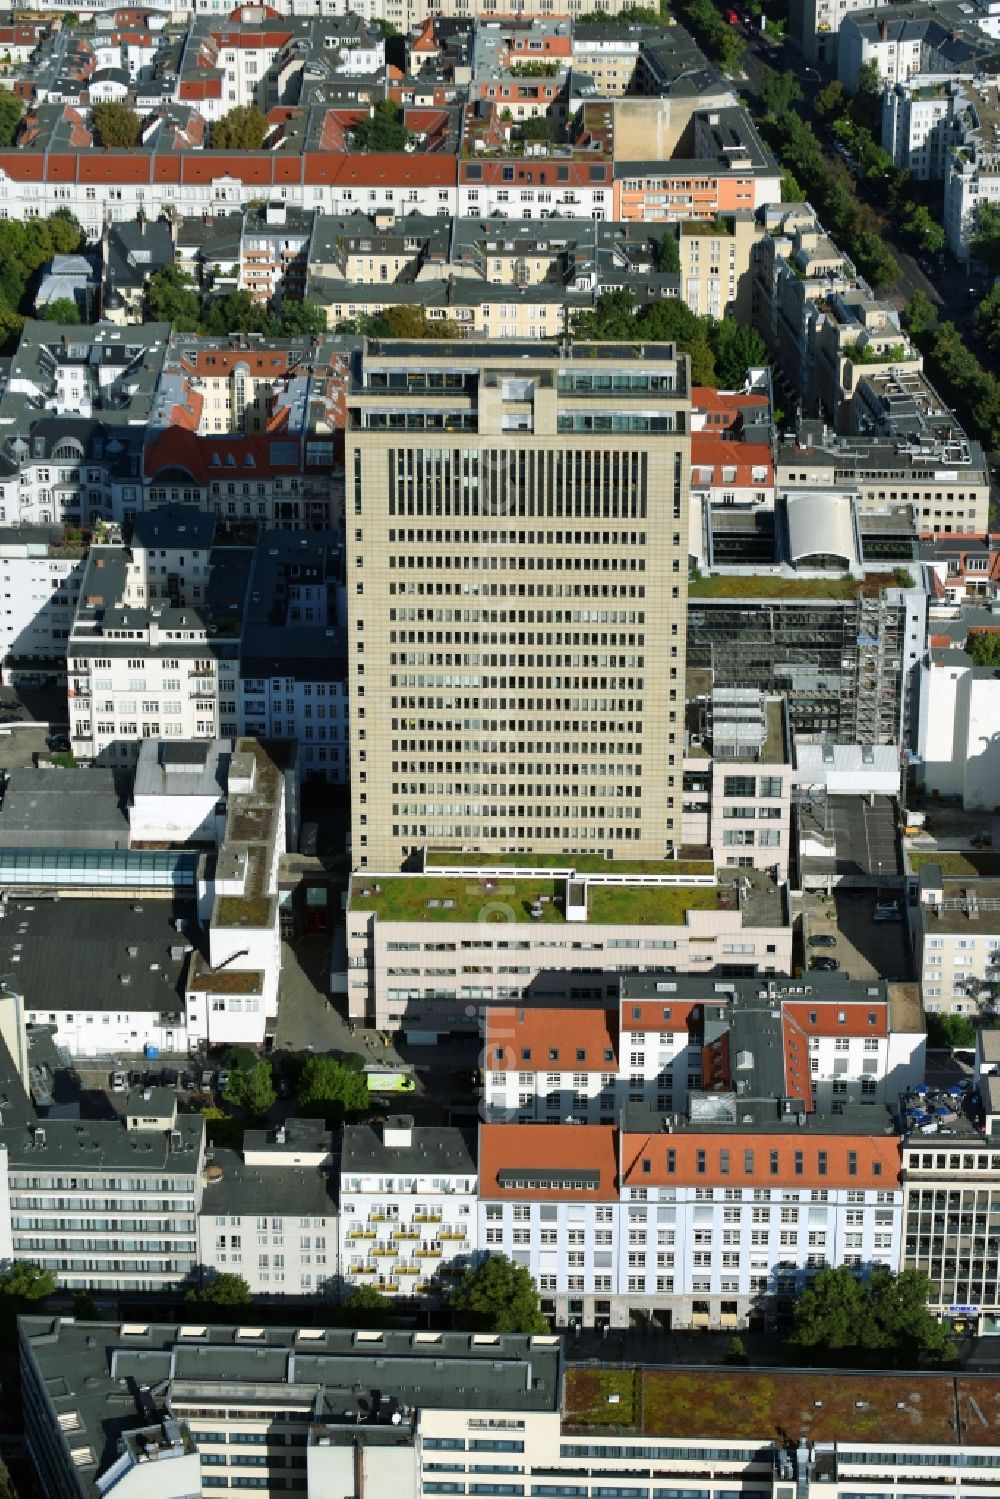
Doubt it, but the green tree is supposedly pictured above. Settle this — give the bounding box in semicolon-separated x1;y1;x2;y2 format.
710;318;768;388
972;202;1000;273
902;201;946;256
925;1010;979;1047
144;265;202;331
92;102;141;149
656;231;680;274
0;88;23;148
379;303;461;339
791;1265;953;1365
211;105;268;151
0;1262;56;1305
336;1285;392;1328
202;289;276;337
71;1290;102;1320
223;1057;276;1118
40;297;81;324
277;299;329;337
352;100;410;152
723;1334;749;1364
780;169;804;202
790;1264;866;1356
814;79;846;118
852;230;899;290
449;1254;548;1334
513;115;555;144
187;1272;253;1307
759;67;803;120
297;1053;369;1124
903;289;938;338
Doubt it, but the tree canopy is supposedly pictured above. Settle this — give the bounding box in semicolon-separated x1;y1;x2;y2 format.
334;1285;392;1328
790;1266;954;1365
211;105;268;152
572;289;766;389
449;1254;548;1334
92;102;141;150
0;89;23;148
925;1010;978;1048
223;1056;276;1118
187;1272;253;1307
0;1262;56;1305
145;265;201;331
352;101;410;152
40;297;81;325
296;1053;369;1124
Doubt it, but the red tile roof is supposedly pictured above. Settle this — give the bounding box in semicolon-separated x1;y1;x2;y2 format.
479;1123;620;1201
619;1000;705;1034
782;1000;888;1038
484;1006;618;1072
622;1132;901;1190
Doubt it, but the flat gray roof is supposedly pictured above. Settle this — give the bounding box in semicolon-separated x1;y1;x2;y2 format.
0;896;195;1016
0;768;129;851
342;1121;476;1177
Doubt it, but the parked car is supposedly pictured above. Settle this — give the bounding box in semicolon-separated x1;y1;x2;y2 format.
45;734;70;753
200;1069;215;1092
843;887;865;899
110;1070;127;1093
971;832;993;848
810;956;840;972
216;1070;230;1094
873;905;902;923
161;1067;179;1088
180;1070;195;1091
808;934;836;949
128;1069;144;1091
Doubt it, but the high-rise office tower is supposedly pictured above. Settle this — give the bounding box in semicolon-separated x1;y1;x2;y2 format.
345;339;692;870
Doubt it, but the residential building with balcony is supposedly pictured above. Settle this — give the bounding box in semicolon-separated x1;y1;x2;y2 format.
912;862;1000;1014
0;526;86;687
66;516;250;767
197;1118;339;1299
338;1115;476;1299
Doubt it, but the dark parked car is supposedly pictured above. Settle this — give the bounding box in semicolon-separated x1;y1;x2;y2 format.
809;956;840;972
161;1067;179;1088
808;934;837;949
46;734;70;753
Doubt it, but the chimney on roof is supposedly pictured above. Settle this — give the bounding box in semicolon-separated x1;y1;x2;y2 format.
880;18;889;38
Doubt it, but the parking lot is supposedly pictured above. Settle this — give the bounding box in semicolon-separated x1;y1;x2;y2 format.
797;887;913;981
0;725;53;770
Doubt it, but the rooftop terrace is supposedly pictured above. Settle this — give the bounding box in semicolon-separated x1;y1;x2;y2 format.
688;569;915;601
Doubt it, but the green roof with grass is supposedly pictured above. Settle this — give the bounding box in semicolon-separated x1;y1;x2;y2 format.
349;874;720;926
688;569;914;601
910;851;1000;878
424;850;714;876
562;1367;978;1445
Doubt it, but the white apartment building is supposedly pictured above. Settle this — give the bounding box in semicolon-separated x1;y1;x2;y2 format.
913;863;1000;1014
0;527;86;684
186;738;286;1049
8;897;193;1058
479;1112;903;1330
682;690;793;879
917;643;1000;809
67;523;246;767
5;1101;205;1295
882;75;967;180
129;736;232;847
346;860;792;1037
482;975;924;1124
339;1116;477;1298
198;1119;339;1299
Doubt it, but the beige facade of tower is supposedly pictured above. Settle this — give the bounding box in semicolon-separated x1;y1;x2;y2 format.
345;339;692;871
